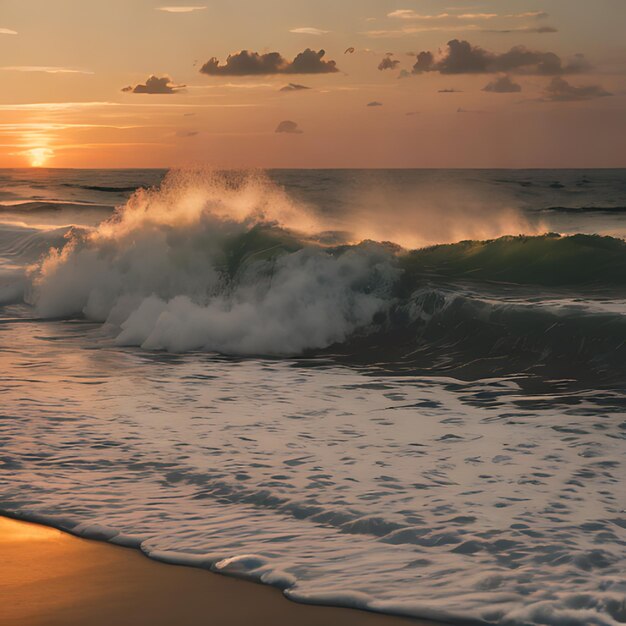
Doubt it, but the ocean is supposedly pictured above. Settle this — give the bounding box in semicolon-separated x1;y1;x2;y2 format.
0;168;625;626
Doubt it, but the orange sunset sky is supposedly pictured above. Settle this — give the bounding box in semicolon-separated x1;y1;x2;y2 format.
1;0;625;169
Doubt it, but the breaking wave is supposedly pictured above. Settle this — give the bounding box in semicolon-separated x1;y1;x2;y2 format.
18;169;626;380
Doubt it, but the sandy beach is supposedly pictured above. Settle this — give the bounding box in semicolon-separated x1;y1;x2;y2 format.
0;516;444;626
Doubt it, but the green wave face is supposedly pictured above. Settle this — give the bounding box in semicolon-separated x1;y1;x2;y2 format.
400;234;626;288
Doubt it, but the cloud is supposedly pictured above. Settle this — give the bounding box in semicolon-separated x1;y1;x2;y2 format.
484;26;557;34
412;39;588;75
543;77;612;102
367;101;383;107
378;55;400;71
413;51;435;73
515;12;549;18
0;27;18;35
388;10;547;21
365;26;481;37
275;120;303;134
367;9;552;38
290;27;329;35
388;10;493;20
365;24;557;37
200;49;338;76
438;88;462;93
122;75;185;94
1;66;93;74
0;102;119;112
156;6;206;12
483;75;522;93
176;130;200;137
280;83;311;92
0;101;255;112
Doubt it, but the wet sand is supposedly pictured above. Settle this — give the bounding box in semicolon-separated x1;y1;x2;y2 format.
0;516;444;626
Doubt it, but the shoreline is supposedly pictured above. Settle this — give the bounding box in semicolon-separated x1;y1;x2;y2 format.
0;515;450;626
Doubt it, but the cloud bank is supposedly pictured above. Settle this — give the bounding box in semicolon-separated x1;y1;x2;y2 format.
412;40;588;75
200;49;338;76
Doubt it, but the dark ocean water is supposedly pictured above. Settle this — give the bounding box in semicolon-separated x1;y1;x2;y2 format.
0;168;624;626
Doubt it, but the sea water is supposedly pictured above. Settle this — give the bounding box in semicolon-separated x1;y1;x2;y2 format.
1;168;624;625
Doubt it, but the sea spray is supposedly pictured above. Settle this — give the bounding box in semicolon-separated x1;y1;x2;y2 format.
29;170;400;353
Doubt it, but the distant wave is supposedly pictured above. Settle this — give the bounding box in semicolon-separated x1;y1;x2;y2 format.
541;206;626;213
0;200;113;212
61;183;140;193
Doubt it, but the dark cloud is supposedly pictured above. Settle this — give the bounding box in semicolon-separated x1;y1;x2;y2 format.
176;130;200;137
344;47;355;54
544;77;612;102
280;83;311;92
378;55;400;71
413;51;435;73
483;75;522;93
275;120;303;134
367;101;383;107
438;88;462;93
200;49;338;76
122;75;184;94
412;39;588;75
289;48;338;73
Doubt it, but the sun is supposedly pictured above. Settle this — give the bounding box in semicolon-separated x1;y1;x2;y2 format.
27;147;54;167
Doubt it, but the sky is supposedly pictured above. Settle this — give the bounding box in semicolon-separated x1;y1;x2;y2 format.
1;0;625;168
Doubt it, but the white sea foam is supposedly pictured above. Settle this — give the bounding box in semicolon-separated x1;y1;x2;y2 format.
27;170;401;354
0;330;623;626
